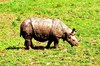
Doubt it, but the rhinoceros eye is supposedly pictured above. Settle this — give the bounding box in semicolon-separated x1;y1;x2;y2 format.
68;36;71;39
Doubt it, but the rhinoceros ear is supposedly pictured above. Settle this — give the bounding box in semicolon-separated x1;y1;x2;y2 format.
71;28;76;33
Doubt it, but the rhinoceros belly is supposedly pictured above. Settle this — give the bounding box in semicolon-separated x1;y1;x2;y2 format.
31;18;53;42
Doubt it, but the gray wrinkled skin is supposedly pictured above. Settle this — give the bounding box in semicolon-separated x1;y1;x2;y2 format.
20;18;79;49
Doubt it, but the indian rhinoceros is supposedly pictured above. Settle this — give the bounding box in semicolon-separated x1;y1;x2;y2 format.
20;18;79;49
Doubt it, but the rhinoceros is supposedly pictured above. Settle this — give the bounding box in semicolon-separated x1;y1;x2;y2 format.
20;18;79;49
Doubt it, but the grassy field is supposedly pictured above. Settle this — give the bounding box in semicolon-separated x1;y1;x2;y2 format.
0;0;100;66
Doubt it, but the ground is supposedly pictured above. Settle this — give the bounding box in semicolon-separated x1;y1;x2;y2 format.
0;0;100;66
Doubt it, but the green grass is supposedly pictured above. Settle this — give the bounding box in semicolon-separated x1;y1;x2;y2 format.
0;0;100;66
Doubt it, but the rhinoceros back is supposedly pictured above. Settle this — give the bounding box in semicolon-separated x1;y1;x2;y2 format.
31;18;53;41
30;18;68;42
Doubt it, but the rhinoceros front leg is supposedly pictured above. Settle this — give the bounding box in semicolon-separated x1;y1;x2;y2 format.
46;40;53;49
54;38;59;48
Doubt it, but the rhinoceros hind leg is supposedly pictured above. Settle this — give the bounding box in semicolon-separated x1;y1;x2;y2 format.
46;40;53;49
24;39;30;50
24;39;34;50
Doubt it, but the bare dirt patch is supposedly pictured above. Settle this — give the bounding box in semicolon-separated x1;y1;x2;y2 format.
0;0;10;2
0;13;16;23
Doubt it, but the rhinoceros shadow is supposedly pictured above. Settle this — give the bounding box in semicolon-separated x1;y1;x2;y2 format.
6;46;24;50
33;46;56;50
6;46;55;50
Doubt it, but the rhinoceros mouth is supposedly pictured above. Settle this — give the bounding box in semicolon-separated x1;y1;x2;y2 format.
67;41;78;47
71;43;78;47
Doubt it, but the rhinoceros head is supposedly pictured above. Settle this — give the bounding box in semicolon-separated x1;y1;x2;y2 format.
65;28;79;47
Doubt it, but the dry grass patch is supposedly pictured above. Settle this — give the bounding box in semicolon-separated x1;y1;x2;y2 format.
0;0;10;2
0;13;16;23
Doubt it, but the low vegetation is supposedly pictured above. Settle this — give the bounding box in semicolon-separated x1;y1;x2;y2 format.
0;0;100;66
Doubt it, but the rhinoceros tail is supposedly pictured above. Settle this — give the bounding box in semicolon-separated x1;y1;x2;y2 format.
20;26;22;37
